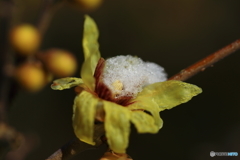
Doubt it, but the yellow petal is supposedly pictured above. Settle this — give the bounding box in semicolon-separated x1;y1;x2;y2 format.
134;80;202;111
130;111;158;133
128;100;163;129
82;15;100;61
81;56;98;91
103;100;131;153
72;91;99;145
51;77;83;90
81;15;101;91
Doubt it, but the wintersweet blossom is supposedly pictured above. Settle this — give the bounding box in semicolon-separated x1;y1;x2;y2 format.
51;15;202;153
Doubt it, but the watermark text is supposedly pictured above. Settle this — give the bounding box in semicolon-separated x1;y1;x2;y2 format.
210;151;238;157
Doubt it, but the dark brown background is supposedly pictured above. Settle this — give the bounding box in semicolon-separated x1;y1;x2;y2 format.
8;0;240;159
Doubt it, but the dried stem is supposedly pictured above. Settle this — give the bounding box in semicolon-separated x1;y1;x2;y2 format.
36;0;64;36
46;123;106;160
169;39;240;81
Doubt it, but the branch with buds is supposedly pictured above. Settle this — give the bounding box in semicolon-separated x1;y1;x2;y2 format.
1;0;240;160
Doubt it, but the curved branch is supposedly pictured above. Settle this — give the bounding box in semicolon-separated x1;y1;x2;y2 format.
169;39;240;81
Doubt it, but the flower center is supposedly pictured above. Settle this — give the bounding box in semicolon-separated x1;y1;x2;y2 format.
111;80;123;95
102;55;167;98
94;56;167;106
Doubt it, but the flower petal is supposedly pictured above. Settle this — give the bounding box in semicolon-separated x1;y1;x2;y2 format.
72;91;98;145
82;15;100;61
51;77;83;90
134;80;202;111
128;100;163;129
103;100;131;153
130;111;159;133
81;15;101;91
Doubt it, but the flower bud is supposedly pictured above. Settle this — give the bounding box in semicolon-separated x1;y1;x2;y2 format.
10;24;40;55
15;62;46;92
42;49;77;77
69;0;103;11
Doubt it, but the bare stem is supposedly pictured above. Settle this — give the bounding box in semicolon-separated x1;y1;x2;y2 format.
169;39;240;81
36;0;64;36
46;123;106;160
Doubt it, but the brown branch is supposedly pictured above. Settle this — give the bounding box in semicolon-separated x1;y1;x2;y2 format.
169;39;240;81
36;0;64;36
46;123;106;160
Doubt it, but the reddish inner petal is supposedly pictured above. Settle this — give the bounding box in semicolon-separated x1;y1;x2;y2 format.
94;58;133;106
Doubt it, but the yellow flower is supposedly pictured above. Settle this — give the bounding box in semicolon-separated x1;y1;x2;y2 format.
51;15;202;153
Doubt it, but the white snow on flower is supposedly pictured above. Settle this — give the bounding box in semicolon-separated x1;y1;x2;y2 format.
102;55;167;98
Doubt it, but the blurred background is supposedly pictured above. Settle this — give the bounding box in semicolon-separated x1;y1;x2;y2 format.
4;0;240;159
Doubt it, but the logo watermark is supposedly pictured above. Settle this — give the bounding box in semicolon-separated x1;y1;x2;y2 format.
210;151;238;157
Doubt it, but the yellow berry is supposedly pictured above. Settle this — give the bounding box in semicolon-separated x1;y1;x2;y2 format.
43;49;77;77
69;0;103;11
15;63;46;92
10;24;40;55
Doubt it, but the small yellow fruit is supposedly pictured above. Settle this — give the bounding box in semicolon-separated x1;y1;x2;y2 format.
10;24;40;55
15;63;46;92
69;0;103;11
43;49;77;77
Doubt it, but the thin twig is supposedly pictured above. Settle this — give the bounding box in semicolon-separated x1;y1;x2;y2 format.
169;39;240;81
36;0;64;36
46;123;106;160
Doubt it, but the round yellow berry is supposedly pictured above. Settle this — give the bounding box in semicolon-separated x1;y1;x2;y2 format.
10;24;40;55
15;63;46;92
43;49;77;77
69;0;103;11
